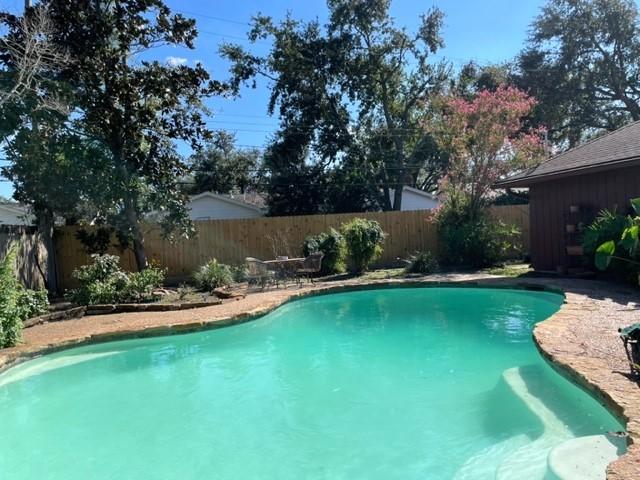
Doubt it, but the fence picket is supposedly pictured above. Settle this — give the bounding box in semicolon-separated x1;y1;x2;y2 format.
54;205;529;290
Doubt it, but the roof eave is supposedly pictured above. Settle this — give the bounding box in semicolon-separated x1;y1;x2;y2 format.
494;157;640;188
189;192;264;213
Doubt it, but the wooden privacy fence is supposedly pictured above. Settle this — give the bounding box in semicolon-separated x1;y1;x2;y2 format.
55;205;529;291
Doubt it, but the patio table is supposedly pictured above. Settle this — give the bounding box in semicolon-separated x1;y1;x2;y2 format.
263;258;305;281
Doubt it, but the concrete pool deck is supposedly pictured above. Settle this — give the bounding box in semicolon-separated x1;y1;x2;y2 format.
0;273;638;479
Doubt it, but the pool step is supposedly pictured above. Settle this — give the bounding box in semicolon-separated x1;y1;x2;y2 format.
495;367;573;479
453;434;529;480
453;366;574;480
547;434;626;480
501;367;572;439
0;351;123;389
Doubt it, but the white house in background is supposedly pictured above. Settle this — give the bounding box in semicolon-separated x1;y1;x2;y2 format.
187;192;265;221
388;186;440;211
0;203;33;226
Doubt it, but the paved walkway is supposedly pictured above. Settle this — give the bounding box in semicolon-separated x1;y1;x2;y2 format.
1;273;638;479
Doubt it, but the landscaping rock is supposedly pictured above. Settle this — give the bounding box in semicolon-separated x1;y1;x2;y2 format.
23;306;87;328
212;287;246;299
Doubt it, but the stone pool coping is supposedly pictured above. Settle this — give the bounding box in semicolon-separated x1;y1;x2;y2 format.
0;274;638;479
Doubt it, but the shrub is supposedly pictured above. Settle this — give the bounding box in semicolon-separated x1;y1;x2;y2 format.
0;247;49;348
590;200;640;285
340;218;386;273
582;209;632;255
68;254;165;305
194;259;233;291
405;251;439;275
230;264;248;283
302;228;346;275
437;201;520;268
124;264;166;302
16;289;49;319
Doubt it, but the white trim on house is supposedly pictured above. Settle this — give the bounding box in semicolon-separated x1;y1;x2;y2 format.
0;203;32;226
400;186;439;201
186;192;265;221
388;186;440;211
189;192;264;214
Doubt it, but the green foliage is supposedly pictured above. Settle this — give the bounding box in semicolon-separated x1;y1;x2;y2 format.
582;209;632;255
189;131;260;195
1;1;229;271
230;264;248;284
125;265;166;303
15;289;49;320
437;200;521;268
591;199;640;284
405;251;439;275
193;259;233;291
340;218;386;274
302;228;347;275
221;1;449;214
0;247;49;348
595;241;616;271
515;0;640;145
68;254;165;305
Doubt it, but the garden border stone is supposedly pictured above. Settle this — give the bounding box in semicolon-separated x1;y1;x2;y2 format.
85;299;223;315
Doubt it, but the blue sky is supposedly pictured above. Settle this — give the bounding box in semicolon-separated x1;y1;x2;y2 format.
0;0;546;198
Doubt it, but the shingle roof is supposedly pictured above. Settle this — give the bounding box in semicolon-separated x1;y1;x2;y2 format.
495;120;640;187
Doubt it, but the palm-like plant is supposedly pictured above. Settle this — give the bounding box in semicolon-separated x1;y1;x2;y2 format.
595;198;640;285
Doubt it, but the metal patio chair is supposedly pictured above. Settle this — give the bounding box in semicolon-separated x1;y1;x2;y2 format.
620;323;640;374
245;257;276;289
294;252;324;284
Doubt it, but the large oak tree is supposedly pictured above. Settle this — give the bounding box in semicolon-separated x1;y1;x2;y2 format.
221;0;449;214
516;0;640;147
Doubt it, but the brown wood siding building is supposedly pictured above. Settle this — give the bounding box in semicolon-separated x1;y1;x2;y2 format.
528;165;640;271
495;120;640;273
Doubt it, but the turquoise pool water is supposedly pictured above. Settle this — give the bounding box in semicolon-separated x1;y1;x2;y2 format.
0;287;623;479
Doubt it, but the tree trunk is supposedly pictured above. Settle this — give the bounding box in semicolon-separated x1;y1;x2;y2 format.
126;208;147;271
37;208;58;295
116;150;148;271
381;184;392;211
123;193;148;271
392;182;403;211
132;236;148;271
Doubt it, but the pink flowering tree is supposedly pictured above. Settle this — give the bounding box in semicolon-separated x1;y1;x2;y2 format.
431;86;545;218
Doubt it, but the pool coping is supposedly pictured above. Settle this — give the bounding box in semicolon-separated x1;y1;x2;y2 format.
0;276;638;479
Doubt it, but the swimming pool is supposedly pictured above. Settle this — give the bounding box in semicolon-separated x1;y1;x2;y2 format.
0;287;624;479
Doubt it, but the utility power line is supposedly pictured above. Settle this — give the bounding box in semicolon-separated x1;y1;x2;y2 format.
175;9;251;27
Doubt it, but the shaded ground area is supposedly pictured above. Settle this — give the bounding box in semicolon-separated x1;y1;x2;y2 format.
0;272;638;478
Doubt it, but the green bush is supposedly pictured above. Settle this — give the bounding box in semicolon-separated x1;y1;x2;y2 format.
405;251;439;274
582;209;632;255
194;259;233;291
302;228;346;275
16;289;49;319
587;202;640;284
68;254;165;305
340;218;386;273
0;248;49;348
125;265;166;302
437;202;520;268
230;264;248;283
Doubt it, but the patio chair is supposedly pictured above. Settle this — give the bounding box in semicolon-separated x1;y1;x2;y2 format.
245;257;275;289
619;323;640;374
294;252;324;284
